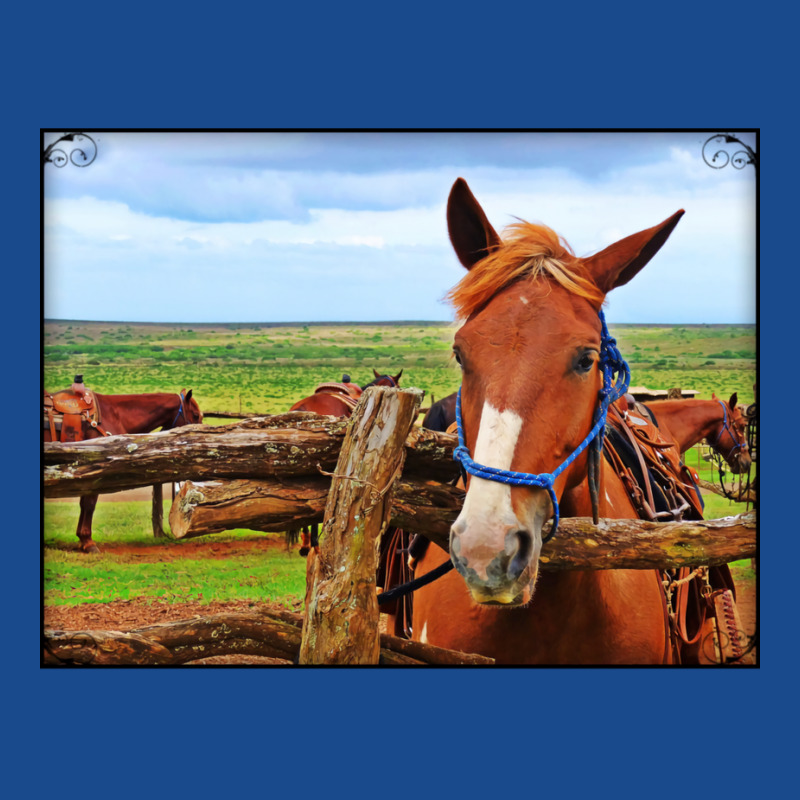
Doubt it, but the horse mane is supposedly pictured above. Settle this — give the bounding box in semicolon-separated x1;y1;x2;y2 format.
446;220;605;319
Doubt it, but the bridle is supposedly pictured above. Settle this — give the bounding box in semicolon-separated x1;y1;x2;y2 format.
709;399;752;503
712;399;748;464
453;309;630;542
363;375;398;389
168;391;191;429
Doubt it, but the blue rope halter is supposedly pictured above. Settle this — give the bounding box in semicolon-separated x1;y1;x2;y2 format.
169;392;186;429
453;309;630;543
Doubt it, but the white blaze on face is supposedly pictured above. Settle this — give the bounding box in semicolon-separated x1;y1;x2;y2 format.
452;401;524;578
464;400;523;516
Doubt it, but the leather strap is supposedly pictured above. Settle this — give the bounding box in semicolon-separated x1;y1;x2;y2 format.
609;405;658;517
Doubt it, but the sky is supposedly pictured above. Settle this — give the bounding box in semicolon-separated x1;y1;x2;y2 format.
42;130;757;325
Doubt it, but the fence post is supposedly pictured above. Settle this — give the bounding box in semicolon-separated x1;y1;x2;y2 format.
299;386;423;665
152;483;166;538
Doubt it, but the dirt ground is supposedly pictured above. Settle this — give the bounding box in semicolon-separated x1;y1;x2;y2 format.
44;488;757;666
43;545;757;667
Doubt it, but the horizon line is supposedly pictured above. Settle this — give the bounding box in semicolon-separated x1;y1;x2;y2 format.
43;318;756;327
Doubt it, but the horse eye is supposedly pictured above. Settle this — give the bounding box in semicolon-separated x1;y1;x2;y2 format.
576;352;595;373
453;348;463;367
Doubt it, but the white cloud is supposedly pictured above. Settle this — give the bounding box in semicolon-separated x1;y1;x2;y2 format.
43;133;756;323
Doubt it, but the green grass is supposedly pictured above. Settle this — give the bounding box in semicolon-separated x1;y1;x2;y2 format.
43;320;757;610
44;548;306;607
44;320;755;414
43;500;291;548
44;501;308;607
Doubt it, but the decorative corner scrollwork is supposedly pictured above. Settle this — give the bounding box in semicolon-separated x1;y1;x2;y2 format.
43;132;97;168
702;133;757;171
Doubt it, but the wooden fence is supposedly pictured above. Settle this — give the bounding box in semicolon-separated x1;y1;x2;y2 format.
43;387;756;666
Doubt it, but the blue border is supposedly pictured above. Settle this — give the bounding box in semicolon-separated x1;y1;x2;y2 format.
14;14;785;793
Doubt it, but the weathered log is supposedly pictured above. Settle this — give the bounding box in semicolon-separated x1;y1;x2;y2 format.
202;411;259;419
299;387;424;665
534;512;756;570
168;476;462;540
168;474;755;570
42;608;494;666
696;477;757;504
43;413;459;498
169;477;330;537
378;630;493;665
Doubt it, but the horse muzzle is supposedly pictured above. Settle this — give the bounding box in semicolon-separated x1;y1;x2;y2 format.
731;449;752;474
450;520;540;606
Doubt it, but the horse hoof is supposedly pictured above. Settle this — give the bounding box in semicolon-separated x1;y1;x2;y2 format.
82;543;101;555
299;547;310;557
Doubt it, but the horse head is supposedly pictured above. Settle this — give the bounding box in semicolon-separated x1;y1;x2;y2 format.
446;177;684;606
363;369;403;389
167;388;203;428
710;391;751;473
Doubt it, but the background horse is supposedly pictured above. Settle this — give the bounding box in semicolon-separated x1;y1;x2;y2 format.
643;393;751;474
410;177;687;664
288;370;402;416
421;391;457;432
286;370;403;555
44;389;202;553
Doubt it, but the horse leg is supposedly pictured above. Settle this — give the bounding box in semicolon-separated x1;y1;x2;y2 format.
77;495;100;554
299;527;311;557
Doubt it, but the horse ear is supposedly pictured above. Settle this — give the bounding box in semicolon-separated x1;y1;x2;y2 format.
447;178;501;270
373;369;380;379
185;389;193;402
583;210;685;294
711;392;717;400
729;392;738;410
393;370;403;384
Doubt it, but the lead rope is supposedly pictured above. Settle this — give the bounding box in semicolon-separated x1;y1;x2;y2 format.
377;559;454;606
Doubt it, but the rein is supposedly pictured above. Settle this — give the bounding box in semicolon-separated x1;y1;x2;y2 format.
377;559;454;606
710;399;752;503
453;309;630;542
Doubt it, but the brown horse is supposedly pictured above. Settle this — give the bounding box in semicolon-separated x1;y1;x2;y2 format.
421;391;458;432
288;370;402;416
644;393;751;474
44;389;203;553
410;178;687;664
287;370;403;555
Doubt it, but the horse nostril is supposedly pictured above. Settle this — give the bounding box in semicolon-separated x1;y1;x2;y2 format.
506;529;533;581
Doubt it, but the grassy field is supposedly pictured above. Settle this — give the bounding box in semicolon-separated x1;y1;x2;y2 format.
44;503;307;608
44;320;756;415
43;319;756;610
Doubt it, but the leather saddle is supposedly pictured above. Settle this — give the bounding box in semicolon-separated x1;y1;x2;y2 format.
44;387;103;442
604;399;705;522
604;398;739;662
313;382;362;410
